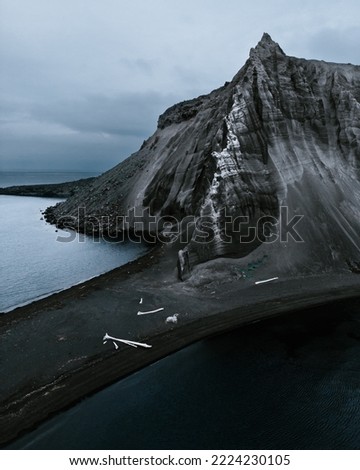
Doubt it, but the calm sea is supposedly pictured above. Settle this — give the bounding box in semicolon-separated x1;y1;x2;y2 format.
0;171;147;312
7;297;360;450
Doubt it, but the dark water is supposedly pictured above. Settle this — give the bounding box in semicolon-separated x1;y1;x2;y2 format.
0;171;147;312
8;298;360;450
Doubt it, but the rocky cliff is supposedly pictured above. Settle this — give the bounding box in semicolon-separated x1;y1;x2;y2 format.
47;33;360;279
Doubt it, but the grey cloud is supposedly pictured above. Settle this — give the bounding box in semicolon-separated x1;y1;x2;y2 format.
1;0;360;172
118;58;157;73
29;92;176;137
0;130;143;172
307;27;360;64
0;92;178;171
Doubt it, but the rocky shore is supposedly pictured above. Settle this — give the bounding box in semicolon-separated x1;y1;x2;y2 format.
0;241;359;447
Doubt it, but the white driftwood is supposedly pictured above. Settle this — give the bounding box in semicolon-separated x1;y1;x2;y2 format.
137;307;164;316
103;333;152;349
255;277;279;285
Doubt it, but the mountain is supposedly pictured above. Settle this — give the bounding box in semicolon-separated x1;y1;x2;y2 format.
47;33;360;280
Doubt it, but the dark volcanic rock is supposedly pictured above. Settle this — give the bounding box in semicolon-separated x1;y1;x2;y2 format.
47;33;360;277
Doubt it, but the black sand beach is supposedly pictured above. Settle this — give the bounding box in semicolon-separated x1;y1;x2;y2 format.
0;244;359;446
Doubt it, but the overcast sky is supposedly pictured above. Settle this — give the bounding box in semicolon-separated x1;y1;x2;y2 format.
1;0;359;172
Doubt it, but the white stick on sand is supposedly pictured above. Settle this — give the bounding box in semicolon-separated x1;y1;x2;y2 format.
137;307;164;316
255;277;279;285
103;333;152;349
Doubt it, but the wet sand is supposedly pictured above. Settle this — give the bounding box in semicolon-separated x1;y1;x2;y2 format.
0;245;359;446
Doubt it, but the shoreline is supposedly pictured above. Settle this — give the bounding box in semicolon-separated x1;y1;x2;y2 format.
1;250;152;315
0;246;159;320
1;245;359;446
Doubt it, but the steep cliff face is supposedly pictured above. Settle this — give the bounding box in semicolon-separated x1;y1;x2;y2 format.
49;33;360;277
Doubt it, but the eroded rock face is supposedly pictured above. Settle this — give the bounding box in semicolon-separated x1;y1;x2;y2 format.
49;33;360;276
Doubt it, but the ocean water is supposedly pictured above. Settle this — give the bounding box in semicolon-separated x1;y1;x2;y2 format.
0;172;147;312
7;297;360;450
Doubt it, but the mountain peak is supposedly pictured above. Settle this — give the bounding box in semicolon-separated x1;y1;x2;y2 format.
250;32;285;59
259;32;276;45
